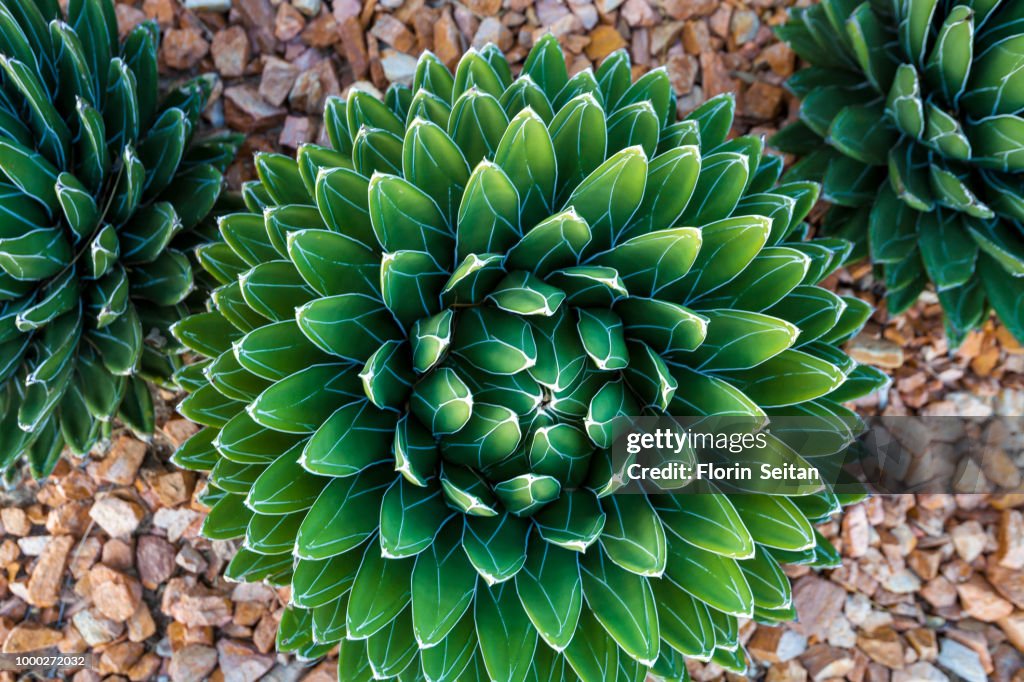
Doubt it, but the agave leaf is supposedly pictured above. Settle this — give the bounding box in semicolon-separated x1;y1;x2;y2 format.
576;308;629;371
580;547;660;665
360;339;414;410
203;492;252;539
916;210;978;290
441;462;499;516
506;208;591;275
410;366;473;436
494;108;556;229
494;473;560;517
379;477;452;558
599;494;667;576
246;511;303;555
448;89;508;168
296;293;402;361
393;412;439;486
515;532;582;650
303;400;396;476
247;363;362;433
245;440;323;511
534;488;606;552
0;138;59;215
453;49;504;100
295;141;350;190
366;606;417;678
234;320;331;381
607;102;659;158
311;592;349;644
738;546;792;610
566;145;647;253
549;93;607;199
528;307;588;392
295;465;393;560
313;166;375;249
665;535;754;617
452;306;537;375
595;227;701;301
403;119;470;225
562;605;618;680
347;540;414;639
652;577;716;660
219;213;277;267
924;5;974;105
728;495;816;551
546;266;628;308
627;146;702;239
411;521;477;646
476;581;537;682
501;76;555;125
615;298;708;356
288;228;379;298
463;513;529;585
717;349;845;408
456;161;520;262
419;610;477;681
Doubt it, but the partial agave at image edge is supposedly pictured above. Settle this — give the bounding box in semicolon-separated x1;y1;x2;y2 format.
0;0;241;478
772;0;1024;347
171;36;885;682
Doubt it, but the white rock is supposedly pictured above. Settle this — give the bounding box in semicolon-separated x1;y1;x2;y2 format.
826;615;857;649
380;50;417;85
937;639;986;682
16;536;51;557
844;593;872;627
291;0;322;16
72;609;124;647
89;497;142;539
152;507;200;543
894;662;950;682
883;568;923;594
950;520;988;563
183;0;231;11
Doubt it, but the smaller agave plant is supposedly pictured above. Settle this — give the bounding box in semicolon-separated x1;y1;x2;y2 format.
773;0;1024;345
0;0;239;477
173;37;883;682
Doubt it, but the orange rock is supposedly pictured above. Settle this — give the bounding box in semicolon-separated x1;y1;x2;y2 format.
1;508;30;537
956;576;1015;622
88;565;143;623
95;437;146;486
26;535;73;608
585;25;626;61
98;641;144;675
161;27;209;70
2;624;63;653
126;602;156;643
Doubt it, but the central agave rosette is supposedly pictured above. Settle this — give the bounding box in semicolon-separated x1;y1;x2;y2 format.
173;37;884;681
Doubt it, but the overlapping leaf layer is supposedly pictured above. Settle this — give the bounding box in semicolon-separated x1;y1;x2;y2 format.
174;37;883;682
774;0;1024;344
0;0;240;477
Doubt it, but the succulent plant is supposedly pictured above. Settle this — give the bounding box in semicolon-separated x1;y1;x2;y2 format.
0;0;240;477
773;0;1024;345
173;37;883;681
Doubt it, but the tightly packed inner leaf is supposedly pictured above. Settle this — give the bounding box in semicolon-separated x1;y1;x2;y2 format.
0;0;239;478
773;0;1024;344
174;36;883;682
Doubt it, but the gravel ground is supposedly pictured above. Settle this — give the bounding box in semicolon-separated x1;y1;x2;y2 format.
0;0;1021;680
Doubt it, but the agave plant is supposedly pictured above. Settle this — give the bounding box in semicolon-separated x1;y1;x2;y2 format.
773;0;1024;345
173;37;883;681
0;0;240;477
